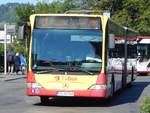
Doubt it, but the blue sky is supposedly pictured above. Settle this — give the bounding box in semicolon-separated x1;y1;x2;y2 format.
0;0;53;5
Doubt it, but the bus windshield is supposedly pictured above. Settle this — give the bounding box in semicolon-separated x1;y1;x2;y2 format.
137;44;150;60
32;29;102;73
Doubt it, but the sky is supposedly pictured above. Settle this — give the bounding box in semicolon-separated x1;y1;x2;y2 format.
0;0;53;5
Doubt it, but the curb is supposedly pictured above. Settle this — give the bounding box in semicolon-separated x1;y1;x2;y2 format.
4;76;26;81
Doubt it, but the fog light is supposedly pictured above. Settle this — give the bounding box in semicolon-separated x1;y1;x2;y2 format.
89;84;106;90
32;83;42;88
27;83;42;88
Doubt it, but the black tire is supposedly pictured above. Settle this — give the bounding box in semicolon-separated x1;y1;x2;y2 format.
40;96;49;105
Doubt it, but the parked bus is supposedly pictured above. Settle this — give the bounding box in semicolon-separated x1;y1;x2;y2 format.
19;14;139;104
137;36;150;75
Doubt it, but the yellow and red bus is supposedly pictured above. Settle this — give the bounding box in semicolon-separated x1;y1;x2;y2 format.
20;14;139;104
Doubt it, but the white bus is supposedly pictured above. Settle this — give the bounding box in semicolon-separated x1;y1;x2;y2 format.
137;36;150;75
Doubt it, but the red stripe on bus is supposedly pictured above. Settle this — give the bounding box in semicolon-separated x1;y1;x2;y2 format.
137;36;150;39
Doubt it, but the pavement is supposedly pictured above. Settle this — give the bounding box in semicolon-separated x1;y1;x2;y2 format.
0;72;26;81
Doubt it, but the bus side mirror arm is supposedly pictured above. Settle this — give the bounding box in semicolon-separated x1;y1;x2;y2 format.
109;34;115;49
18;25;25;40
18;22;31;40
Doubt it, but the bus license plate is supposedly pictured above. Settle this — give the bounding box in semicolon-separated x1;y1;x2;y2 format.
57;91;74;96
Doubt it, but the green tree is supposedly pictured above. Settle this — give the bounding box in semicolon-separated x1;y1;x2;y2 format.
0;44;4;55
112;0;150;35
15;4;34;26
14;0;150;35
12;38;26;55
49;1;64;13
62;0;123;14
35;1;64;13
63;0;77;11
35;2;50;13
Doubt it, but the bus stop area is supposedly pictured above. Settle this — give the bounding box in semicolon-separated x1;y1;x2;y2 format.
0;55;26;81
0;73;26;81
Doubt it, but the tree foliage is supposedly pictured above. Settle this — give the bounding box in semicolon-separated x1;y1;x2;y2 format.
62;0;150;35
15;0;150;34
111;0;150;35
35;1;64;13
15;4;34;26
35;2;50;13
0;44;4;55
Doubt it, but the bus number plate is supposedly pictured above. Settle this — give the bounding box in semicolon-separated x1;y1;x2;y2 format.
57;91;74;96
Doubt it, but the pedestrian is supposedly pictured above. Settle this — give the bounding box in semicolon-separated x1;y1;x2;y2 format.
14;52;21;74
7;51;15;74
19;54;26;74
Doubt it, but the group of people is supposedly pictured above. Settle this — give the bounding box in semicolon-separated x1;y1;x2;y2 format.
7;51;26;75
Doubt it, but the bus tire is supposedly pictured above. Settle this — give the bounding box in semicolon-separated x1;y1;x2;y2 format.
40;96;49;105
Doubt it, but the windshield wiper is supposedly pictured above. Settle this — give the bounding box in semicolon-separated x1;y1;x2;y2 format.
79;69;94;75
69;66;94;75
32;65;94;75
32;66;65;74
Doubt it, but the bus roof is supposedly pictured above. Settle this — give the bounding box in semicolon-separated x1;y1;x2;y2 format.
138;39;150;44
30;13;104;18
137;36;150;44
137;36;150;39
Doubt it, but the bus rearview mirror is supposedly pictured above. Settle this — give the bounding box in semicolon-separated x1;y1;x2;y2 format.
18;26;25;40
109;34;115;49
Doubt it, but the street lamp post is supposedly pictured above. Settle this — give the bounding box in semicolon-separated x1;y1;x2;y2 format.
4;24;16;75
4;24;7;75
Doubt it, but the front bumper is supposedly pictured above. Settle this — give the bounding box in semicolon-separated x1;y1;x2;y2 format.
26;88;107;98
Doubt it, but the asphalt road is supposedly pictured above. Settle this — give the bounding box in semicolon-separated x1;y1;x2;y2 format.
0;76;150;113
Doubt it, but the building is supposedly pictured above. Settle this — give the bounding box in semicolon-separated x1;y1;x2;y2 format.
0;31;11;43
0;23;16;44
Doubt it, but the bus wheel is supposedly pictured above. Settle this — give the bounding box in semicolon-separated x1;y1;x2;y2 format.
40;96;49;105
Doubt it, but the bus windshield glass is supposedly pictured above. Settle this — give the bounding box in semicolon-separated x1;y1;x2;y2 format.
32;29;102;73
137;44;150;60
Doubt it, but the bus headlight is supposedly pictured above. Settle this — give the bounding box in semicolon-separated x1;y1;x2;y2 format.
32;83;42;88
88;84;107;90
27;83;42;88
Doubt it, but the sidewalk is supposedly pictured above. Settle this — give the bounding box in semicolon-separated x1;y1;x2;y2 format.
0;72;26;81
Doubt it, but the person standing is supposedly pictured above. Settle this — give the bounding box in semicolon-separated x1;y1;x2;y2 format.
19;54;26;74
7;51;15;74
14;52;20;74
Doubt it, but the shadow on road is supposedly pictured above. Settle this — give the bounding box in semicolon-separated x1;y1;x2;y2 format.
109;81;150;106
34;81;150;107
